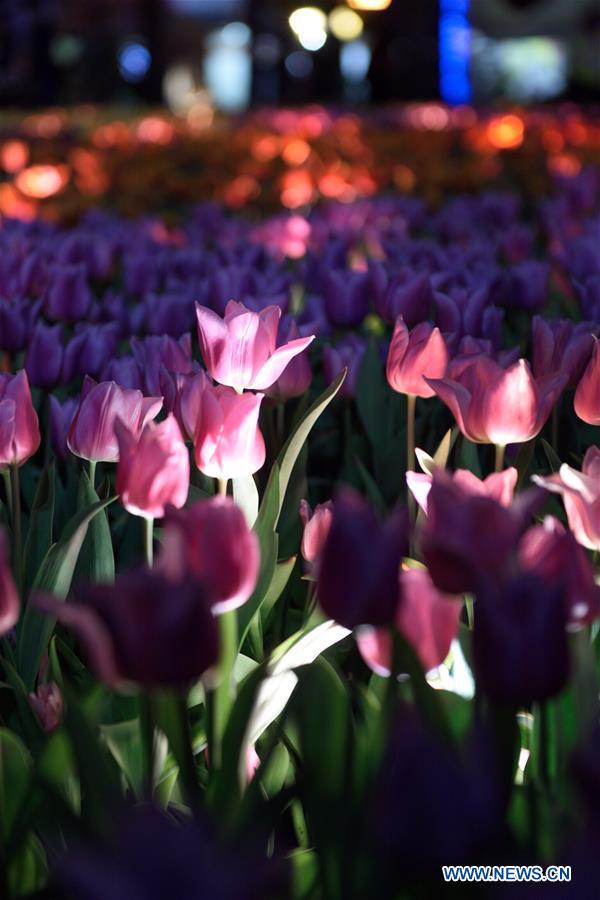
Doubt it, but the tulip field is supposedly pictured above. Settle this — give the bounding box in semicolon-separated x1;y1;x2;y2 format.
1;105;600;898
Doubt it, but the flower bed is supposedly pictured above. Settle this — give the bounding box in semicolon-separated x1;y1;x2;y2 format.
0;106;600;897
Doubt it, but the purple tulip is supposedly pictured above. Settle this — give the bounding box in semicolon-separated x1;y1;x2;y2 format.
322;335;366;399
63;323;120;384
53;806;288;900
317;488;408;628
323;269;370;327
473;573;569;705
36;567;218;688
25;322;64;389
45;264;92;322
48;396;78;460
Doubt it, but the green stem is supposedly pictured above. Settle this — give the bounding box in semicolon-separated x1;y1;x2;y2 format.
211;610;238;771
276;402;285;450
10;465;22;592
217;478;228;498
140;694;156;800
143;516;154;567
88;459;97;488
495;444;505;473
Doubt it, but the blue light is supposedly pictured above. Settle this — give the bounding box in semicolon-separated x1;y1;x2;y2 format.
118;42;151;83
439;1;471;104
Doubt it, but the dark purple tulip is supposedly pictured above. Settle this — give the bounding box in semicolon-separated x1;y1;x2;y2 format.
371;707;501;871
519;517;600;628
532;316;595;389
317;488;408;628
131;334;194;397
63;323;120;383
0;297;28;352
101;356;144;390
19;250;47;296
297;294;331;338
48;396;78;460
267;319;313;401
322;335;366;400
421;472;541;595
36;568;218;688
323;268;370;327
94;291;131;339
143;291;194;338
45;263;92;323
501;223;534;263
574;274;600;321
25;322;64;389
507;261;549;311
473;573;569;706
377;271;433;327
53;806;288;900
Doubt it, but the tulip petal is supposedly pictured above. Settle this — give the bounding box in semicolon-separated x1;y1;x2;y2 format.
250;335;315;390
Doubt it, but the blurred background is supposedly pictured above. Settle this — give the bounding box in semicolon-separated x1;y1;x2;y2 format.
0;0;599;113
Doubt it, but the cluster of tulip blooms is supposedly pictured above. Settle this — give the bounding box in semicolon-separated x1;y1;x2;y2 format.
1;136;600;898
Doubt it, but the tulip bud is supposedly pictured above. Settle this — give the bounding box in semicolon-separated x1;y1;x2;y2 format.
159;497;260;614
115;414;189;520
181;373;266;481
28;681;63;733
0;529;19;636
67;377;162;463
299;499;333;565
0;370;40;468
386;317;448;399
25;322;64;389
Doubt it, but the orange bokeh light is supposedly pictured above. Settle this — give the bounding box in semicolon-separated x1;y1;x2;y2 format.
487;115;525;150
0;140;29;174
15;164;70;199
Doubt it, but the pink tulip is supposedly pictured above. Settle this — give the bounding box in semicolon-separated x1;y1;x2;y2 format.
159;497;260;614
0;530;19;636
196;300;314;392
533;446;600;551
574;339;600;425
0;370;40;468
28;681;63;733
386;318;448;398
68;376;162;463
299;499;334;564
406;449;518;514
115;414;189;519
426;356;565;446
181;372;266;480
356;567;461;676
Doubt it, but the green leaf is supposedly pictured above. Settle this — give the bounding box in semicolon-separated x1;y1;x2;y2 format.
458;438;482;477
0;728;32;843
354;457;386;513
75;471;115;586
257;370;346;534
541;438;562;474
16;494;116;690
8;832;47;896
356;339;388;451
237;531;278;650
260;556;297;623
23;461;55;596
433;427;457;469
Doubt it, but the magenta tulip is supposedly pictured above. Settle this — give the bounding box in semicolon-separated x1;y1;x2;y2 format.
115;414;189;519
159;497;260;614
533;447;600;551
68;377;162;463
519;516;600;628
0;370;40;468
0;530;19;636
356;567;461;676
426;356;565;446
196;300;314;392
386;317;448;399
181;372;266;480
